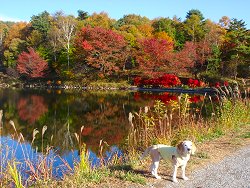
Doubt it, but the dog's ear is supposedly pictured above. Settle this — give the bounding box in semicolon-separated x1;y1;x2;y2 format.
177;142;184;155
191;142;197;155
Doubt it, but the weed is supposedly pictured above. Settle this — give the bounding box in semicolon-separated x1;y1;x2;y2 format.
195;152;210;159
240;132;250;138
8;161;23;188
116;170;146;185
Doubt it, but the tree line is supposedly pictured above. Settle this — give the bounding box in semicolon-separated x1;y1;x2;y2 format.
0;9;249;83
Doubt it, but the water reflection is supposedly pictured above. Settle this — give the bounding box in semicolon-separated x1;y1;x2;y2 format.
17;95;48;124
0;136;75;179
0;89;140;153
0;136;122;179
0;88;213;179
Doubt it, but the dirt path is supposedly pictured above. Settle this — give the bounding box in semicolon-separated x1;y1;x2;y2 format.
145;144;250;188
137;125;250;188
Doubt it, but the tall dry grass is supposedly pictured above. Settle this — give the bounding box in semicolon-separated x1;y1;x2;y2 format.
127;93;250;152
0;120;144;187
0;120;73;187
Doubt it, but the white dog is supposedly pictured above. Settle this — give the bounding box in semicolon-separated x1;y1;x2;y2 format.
140;140;196;183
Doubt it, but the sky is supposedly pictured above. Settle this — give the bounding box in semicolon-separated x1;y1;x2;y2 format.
0;0;249;28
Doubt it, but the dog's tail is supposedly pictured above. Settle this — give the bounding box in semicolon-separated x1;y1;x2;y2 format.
140;146;154;161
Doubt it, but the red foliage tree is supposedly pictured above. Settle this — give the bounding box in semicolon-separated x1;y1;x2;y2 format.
17;47;48;78
75;26;128;76
172;41;212;75
172;41;197;73
135;38;174;76
196;40;212;65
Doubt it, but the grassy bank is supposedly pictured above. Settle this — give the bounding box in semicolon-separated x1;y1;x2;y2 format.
0;94;250;187
128;94;250;147
58;95;250;187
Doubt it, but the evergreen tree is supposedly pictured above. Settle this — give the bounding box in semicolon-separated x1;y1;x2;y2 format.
222;19;250;78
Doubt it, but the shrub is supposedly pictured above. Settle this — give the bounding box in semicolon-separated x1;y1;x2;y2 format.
133;74;181;88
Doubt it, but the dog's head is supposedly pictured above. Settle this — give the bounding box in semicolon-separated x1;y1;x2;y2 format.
177;140;196;156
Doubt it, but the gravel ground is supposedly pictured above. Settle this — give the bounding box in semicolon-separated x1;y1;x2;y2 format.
144;145;250;188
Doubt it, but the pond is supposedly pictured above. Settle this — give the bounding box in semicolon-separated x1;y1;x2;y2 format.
0;88;215;180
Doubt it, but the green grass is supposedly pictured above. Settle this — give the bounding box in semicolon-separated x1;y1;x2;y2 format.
195;152;210;159
239;131;250;138
115;170;146;185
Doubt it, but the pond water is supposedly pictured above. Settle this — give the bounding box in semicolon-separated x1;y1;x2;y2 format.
0;88;214;180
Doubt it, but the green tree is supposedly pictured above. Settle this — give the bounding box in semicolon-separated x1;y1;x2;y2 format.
172;20;186;50
152;17;175;39
186;9;205;21
118;25;140;48
184;14;205;42
4;38;26;67
115;14;151;28
29;11;53;66
3;24;27;68
222;19;250;78
26;30;43;49
30;11;52;40
115;14;152;47
77;10;89;20
206;45;221;75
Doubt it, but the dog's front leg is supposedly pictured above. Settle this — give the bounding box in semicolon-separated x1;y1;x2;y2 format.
181;164;189;180
172;165;178;183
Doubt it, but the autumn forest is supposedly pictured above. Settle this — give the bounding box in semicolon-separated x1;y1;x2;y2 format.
0;9;249;84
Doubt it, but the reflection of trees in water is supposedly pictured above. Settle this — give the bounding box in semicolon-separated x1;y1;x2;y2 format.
80;101;129;153
0;89;220;159
47;93;133;155
55;99;74;153
17;95;48;124
44;97;76;156
0;90;150;156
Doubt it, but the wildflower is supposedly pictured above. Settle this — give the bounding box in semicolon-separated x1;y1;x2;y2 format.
215;82;220;88
223;81;229;86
